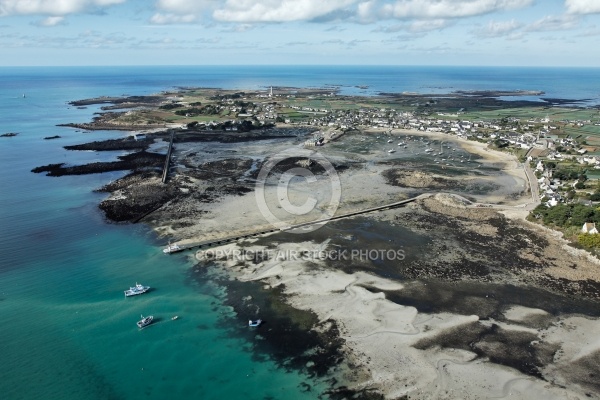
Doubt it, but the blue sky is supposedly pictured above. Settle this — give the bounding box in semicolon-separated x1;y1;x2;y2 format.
1;0;599;66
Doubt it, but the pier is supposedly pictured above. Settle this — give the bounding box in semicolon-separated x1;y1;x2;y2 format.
164;193;432;254
162;129;175;184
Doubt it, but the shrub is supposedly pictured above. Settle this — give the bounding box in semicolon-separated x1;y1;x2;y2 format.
577;233;600;248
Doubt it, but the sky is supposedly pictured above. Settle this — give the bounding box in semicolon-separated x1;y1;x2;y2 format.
0;0;599;66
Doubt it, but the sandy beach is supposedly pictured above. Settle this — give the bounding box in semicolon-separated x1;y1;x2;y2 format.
87;121;600;398
148;127;530;244
200;197;600;399
163;128;600;399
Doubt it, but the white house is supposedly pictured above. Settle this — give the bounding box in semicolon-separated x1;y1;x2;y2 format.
582;222;599;234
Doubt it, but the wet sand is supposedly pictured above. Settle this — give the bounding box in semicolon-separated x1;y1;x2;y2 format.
200;196;600;399
45;120;600;398
144;128;528;244
175;128;600;399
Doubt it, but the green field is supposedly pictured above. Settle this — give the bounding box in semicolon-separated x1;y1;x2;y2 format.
460;106;600;123
585;172;600;180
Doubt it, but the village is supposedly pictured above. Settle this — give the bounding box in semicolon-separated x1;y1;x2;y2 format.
173;89;600;212
168;89;600;247
81;87;600;249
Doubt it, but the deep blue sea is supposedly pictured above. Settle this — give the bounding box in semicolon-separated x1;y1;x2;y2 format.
1;65;599;400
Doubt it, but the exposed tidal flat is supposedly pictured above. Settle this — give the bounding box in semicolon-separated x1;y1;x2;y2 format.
6;66;600;399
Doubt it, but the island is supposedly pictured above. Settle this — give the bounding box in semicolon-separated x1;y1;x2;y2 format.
34;86;600;399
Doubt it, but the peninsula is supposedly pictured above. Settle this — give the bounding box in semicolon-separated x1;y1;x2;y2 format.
34;86;600;399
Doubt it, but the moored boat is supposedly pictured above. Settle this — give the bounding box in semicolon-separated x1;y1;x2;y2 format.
248;319;262;327
124;283;150;297
137;315;154;329
163;242;182;254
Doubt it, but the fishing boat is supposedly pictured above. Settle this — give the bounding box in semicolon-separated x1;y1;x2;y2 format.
248;319;262;327
124;283;150;297
163;241;182;254
137;315;154;329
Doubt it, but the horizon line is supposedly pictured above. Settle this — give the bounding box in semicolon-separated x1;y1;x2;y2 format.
1;64;599;69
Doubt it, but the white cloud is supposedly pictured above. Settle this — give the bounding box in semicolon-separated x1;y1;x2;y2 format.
527;14;579;32
382;0;533;19
408;19;451;32
475;19;522;37
150;13;197;24
149;0;221;24
225;23;255;32
565;0;600;15
38;16;66;26
357;1;377;22
0;0;125;16
207;0;533;23
149;0;535;25
154;0;216;14
213;0;359;22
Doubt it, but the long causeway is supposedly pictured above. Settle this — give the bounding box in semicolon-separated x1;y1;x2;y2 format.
166;193;432;253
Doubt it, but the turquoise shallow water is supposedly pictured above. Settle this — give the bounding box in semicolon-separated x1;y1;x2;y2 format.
0;68;329;400
0;227;327;400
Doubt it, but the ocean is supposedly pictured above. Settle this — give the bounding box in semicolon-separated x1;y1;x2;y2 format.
1;65;599;400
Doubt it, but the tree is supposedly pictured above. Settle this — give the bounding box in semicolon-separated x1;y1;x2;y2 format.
542;204;570;226
570;204;596;227
239;120;253;132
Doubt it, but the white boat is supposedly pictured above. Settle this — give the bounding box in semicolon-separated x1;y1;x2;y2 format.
124;283;150;297
163;242;182;254
137;315;154;329
171;316;179;321
387;139;393;143
388;149;396;153
248;319;262;327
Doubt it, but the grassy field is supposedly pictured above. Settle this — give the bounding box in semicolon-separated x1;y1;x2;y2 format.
586;172;600;180
117;89;600;136
459;106;600;122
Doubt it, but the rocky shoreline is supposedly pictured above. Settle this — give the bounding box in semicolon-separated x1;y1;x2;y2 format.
208;194;600;398
31;150;165;177
63;136;154;151
35;90;600;399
